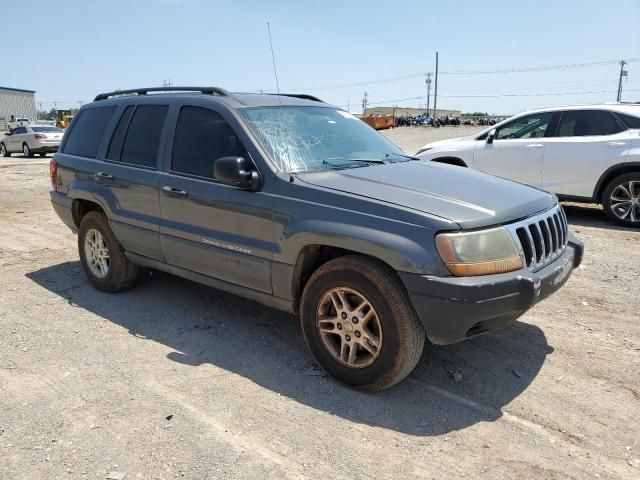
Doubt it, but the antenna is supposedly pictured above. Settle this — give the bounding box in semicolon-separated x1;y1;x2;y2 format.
266;22;293;177
267;23;281;98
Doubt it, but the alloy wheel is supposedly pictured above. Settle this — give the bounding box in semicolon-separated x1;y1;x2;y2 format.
84;228;110;278
316;287;383;368
610;180;640;224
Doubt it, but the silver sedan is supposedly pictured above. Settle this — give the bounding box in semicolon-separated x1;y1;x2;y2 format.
1;124;64;157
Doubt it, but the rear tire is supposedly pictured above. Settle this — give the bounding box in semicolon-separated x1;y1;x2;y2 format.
0;143;10;157
78;211;139;292
602;172;640;228
300;255;425;391
22;143;33;158
38;152;47;157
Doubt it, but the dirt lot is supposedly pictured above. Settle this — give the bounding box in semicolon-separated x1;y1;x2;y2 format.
1;127;639;480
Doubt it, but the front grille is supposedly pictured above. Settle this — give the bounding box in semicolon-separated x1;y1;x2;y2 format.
506;204;568;270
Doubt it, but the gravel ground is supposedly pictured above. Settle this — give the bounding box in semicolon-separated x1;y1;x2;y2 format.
1;127;639;480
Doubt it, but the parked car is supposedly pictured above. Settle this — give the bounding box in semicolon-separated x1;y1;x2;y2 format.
50;87;583;390
416;104;640;227
7;116;30;131
1;125;65;157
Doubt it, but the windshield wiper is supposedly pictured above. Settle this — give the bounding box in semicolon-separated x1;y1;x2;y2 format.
321;157;386;168
385;152;419;161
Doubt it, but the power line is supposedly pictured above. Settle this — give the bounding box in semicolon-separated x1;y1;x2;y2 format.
347;88;640;108
285;58;640;92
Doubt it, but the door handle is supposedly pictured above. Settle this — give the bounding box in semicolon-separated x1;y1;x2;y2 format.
94;171;113;181
526;143;545;148
607;141;627;147
162;185;188;197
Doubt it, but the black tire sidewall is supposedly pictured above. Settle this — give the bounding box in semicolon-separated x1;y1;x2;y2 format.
23;143;32;158
301;268;404;388
602;173;640;227
78;213;124;291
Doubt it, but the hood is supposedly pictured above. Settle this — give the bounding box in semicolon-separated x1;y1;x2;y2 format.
296;162;556;229
417;136;471;154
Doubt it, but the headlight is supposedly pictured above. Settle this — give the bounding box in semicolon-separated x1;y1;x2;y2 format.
415;146;432;156
435;227;523;276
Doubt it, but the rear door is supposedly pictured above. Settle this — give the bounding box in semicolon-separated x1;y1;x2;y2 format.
473;112;556;187
158;104;274;293
541;109;631;197
98;104;169;260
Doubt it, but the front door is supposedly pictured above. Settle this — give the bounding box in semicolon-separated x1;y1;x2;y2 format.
474;112;556;188
159;105;274;293
541;109;631;197
9;126;27;152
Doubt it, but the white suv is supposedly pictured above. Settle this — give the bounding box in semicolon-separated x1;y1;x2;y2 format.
416;104;640;227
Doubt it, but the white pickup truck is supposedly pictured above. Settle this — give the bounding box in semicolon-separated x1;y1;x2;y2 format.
7;117;30;131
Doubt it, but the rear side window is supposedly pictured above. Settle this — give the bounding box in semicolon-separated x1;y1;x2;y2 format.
63;107;115;158
106;106;135;161
614;112;640;129
171;106;247;179
117;105;168;168
556;110;624;137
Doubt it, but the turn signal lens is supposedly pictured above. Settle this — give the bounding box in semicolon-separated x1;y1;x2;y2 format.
436;227;523;277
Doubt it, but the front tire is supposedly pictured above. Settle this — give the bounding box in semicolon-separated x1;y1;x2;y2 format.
0;143;10;157
300;255;425;391
602;173;640;228
78;211;139;292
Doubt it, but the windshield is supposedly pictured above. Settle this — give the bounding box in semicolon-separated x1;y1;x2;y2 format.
241;106;405;172
32;126;63;132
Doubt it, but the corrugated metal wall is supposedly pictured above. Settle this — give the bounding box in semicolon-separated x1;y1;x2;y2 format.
0;89;37;130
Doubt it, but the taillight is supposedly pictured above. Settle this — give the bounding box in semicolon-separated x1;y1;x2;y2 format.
50;159;58;191
34;133;46;139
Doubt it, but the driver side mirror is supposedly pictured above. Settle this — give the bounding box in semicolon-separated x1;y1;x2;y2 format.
213;156;261;191
487;129;497;144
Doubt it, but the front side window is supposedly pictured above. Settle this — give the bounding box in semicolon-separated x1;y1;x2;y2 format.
172;106;248;179
556;110;624;137
12;127;27;135
495;113;554;140
63;107;116;158
240;106;405;172
118;105;168;168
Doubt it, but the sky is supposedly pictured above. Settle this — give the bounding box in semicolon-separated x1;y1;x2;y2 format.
5;0;640;115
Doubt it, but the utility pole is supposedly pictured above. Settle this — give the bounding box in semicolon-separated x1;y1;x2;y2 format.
425;73;432;115
433;52;439;123
362;92;368;114
162;78;173;92
617;60;628;102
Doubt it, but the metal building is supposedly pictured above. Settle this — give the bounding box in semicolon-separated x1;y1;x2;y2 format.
0;86;36;131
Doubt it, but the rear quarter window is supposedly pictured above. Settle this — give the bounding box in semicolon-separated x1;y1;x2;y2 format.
62;107;116;158
614;112;640;129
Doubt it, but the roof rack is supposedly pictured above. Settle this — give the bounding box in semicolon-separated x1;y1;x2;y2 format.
94;86;231;101
268;93;325;103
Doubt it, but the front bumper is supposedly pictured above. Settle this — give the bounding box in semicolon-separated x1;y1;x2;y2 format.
400;233;584;345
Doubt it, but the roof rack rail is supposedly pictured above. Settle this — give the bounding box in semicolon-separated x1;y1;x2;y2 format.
268;93;325;103
94;86;232;101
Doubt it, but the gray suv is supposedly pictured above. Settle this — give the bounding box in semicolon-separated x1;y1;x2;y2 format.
50;87;583;390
